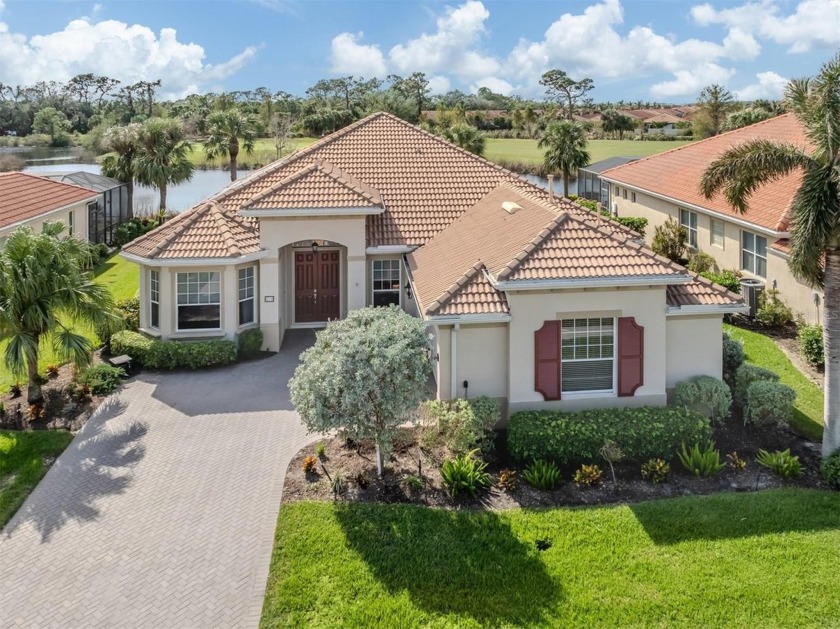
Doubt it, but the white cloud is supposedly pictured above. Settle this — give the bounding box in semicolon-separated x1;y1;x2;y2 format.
330;32;387;77
0;17;256;98
651;63;736;99
427;75;451;95
735;70;788;100
471;76;514;95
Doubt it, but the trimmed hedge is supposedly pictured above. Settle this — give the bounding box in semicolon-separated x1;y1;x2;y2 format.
238;328;264;358
110;330;237;370
745;381;796;429
507;406;711;466
799;325;824;368
734;363;779;409
672;375;731;423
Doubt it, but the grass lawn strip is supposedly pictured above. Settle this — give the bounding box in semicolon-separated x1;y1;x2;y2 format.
261;489;840;628
0;430;73;528
484;138;691;167
725;324;824;441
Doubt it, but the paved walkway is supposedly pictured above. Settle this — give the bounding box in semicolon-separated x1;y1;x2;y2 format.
0;331;316;629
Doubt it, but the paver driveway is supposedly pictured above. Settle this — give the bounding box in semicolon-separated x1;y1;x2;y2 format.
0;331;316;629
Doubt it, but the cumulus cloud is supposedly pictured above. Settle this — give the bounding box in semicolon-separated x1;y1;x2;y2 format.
0;17;256;98
735;71;788;100
330;32;387;77
471;76;514;95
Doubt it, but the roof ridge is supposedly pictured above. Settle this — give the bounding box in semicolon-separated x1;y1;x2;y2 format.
209;202;241;257
426;261;487;316
496;212;570;281
145;203;213;258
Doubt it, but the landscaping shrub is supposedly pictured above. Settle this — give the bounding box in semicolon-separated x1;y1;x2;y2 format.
799;325;825;368
641;458;670;483
820;450;840;489
756;449;802;478
614;216;648;236
722;332;745;391
421;396;499;455
76;364;124;396
687;252;716;274
651;218;687;262
599;439;624;483
700;269;741;293
497;469;518;492
112;217;160;247
734;363;779;409
440;450;491;497
756;288;794;328
110;330;154;362
573;464;603;487
507;406;711;466
238;328;263;358
522;459;561;490
727;451;747;470
302;455;318;473
677;442;726;477
109;330;237;370
672;375;732;423
744;381;796;429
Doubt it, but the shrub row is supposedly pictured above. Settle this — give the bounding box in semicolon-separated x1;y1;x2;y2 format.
799;325;824;367
111;330;237;370
507;406;711;465
567;195;648;236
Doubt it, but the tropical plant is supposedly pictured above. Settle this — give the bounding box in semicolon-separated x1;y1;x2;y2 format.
497;469;518;492
755;288;794;327
651;218;688;262
756;449;803;478
440;123;485;155
538;120;590;197
404;473;424;492
800;324;825;367
203;109;258;181
523;459;561;490
677;442;726;477
726;451;747;470
821;449;840;488
135;117;194;213
302;455;318;473
599;440;624;483
76;364;124;396
700;53;840;456
315;442;326;458
330;472;346;496
440;450;491;497
100;123;142;218
0;224;118;403
695;83;734;137
573;464;603;487
724;106;772;131
640;458;670;483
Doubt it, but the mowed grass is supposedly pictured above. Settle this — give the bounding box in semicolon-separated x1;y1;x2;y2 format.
261;490;840;628
0;253;140;391
725;323;824;441
484;138;691;167
189;137;317;167
0;430;74;528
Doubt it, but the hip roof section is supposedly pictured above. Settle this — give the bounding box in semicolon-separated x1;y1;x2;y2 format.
0;172;99;230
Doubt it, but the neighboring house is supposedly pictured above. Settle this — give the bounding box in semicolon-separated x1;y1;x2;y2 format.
577;157;640;206
600;114;822;324
41;171;130;244
122;112;744;414
0;171;98;243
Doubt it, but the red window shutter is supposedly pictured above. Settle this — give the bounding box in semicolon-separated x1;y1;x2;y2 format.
534;321;561;401
618;317;644;397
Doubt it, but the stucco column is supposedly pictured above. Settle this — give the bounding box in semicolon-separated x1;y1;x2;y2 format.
138;265;148;330
160;268;173;338
259;254;281;351
223;265;237;340
346;255;366;312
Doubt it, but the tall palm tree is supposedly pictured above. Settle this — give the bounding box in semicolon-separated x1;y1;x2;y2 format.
204;109;257;181
441;123;485;156
135;118;194;213
700;52;840;457
539;120;590;197
0;223;118;404
100;123;141;218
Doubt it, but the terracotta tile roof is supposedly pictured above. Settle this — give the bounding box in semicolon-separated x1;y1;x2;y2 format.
601;114;810;232
242;159;383;211
666;274;745;308
771;239;791;255
0;172;98;230
428;262;510;316
124;201;260;260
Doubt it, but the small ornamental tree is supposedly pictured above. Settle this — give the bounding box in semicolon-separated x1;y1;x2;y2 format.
289;306;432;476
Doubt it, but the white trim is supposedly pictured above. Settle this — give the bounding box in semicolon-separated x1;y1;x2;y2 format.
371;258;402;308
450;323;459;399
366;245;415;254
240;206;384;217
175;270;222;333
289;322;328;329
1;194;99;234
599;178;789;238
495;274;691;291
428;314;511;324
666;304;749;315
120;249;268;267
169;330;227;339
139;327;162;338
237;265;256;327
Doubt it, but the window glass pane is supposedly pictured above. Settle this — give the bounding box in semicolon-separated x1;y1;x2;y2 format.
562;360;613;392
756;256;767;278
742;232;754;251
559;317;615;393
151;303;160;328
711;220;725;247
177;305;220;330
373;291;400;307
756;235;767;257
372;259;400;306
742;250;754;273
239;299;255;325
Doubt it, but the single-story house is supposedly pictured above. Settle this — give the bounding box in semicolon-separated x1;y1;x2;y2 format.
600;114;823;324
0;171;98;244
577;157;640;206
122;112;744;413
42;171;130;244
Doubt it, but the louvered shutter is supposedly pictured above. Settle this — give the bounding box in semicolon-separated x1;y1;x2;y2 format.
617;317;644;397
534;321;561;400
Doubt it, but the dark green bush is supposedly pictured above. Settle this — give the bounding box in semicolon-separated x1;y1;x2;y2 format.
109;330;237;370
110;330;154;362
238;328;264;358
507;406;711;466
96;297;138;349
744;381;796;429
799;325;824;368
77;364;124;396
672;375;732;423
700;269;741;293
614;216;648;236
722;332;745;391
734;363;779;409
112;217;161;247
821;450;840;489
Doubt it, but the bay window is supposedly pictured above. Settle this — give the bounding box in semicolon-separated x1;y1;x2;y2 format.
238;266;255;326
176;271;220;330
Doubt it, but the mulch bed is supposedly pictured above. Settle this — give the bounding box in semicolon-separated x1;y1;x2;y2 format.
283;419;828;511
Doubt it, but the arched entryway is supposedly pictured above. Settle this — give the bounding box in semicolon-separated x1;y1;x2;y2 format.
293;246;341;323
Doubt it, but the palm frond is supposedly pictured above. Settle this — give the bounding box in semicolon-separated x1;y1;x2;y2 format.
788;163;840;288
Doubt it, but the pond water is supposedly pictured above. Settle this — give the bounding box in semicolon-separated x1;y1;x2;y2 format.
520;173;577;197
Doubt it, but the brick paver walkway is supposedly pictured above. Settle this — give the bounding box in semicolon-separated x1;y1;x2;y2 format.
0;331;316;628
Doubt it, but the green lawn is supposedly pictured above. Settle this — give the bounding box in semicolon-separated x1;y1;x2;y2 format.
0;430;74;527
189;137;316;167
261;489;840;628
725;324;824;441
0;253;140;391
484;138;691;168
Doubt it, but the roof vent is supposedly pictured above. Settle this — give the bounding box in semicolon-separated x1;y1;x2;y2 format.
502;201;523;215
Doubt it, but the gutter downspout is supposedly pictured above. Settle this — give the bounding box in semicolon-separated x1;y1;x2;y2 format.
450;323;459;400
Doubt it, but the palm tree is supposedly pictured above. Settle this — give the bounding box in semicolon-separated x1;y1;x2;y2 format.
0;223;118;404
700;52;840;457
204;109;257;181
441;123;485;156
100;123;141;218
135;118;194;213
539;120;590;197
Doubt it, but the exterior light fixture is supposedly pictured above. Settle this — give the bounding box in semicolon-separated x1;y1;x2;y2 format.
310;241;319;254
404;282;413;300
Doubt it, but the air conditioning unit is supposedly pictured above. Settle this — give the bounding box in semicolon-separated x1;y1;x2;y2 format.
611;202;619;216
740;278;765;318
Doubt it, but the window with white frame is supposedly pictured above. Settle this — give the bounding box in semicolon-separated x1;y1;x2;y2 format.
679;208;698;248
176;271;221;330
68;210;74;236
741;231;767;277
560;317;615;393
631;191;636;203
710;218;725;248
372;259;401;307
238;266;255;326
622;188;628;199
149;270;160;329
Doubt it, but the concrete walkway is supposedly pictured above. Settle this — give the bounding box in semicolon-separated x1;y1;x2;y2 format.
0;331;315;629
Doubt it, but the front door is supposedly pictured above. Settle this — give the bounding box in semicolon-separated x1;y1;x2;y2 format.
295;250;340;323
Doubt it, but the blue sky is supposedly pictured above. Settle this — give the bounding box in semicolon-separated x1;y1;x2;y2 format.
0;0;837;102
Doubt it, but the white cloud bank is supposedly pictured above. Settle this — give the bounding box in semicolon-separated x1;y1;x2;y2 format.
735;71;789;100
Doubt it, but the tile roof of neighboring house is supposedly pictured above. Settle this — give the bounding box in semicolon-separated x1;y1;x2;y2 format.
601;114;809;232
0;171;98;230
666;274;743;308
408;182;692;316
242;160;383;211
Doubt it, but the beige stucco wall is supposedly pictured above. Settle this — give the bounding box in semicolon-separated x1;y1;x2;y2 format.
665;315;723;388
435;323;509;401
608;185;823;323
0;197;92;241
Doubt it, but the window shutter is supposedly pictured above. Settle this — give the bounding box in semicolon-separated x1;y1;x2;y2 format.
617;317;644;397
534;321;561;400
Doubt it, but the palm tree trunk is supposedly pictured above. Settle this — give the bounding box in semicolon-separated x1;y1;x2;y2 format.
159;183;167;214
27;347;42;405
823;247;840;456
562;172;570;198
126;178;134;220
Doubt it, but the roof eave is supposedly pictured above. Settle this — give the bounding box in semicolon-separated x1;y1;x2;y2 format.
426;313;511;324
666;304;749;316
239;206;384;217
494;274;691;291
120;249;268;266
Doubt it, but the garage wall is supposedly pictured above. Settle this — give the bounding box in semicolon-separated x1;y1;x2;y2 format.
665;314;724;388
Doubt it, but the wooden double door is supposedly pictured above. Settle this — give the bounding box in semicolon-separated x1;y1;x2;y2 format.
294;250;340;323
